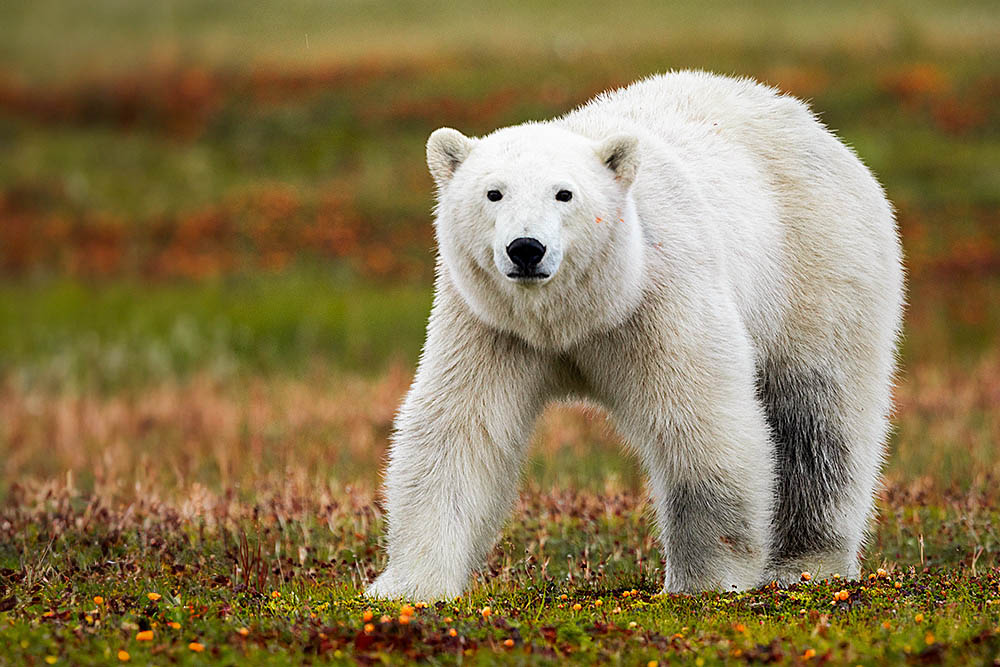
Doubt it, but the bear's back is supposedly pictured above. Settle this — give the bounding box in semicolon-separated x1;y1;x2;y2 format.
558;71;902;364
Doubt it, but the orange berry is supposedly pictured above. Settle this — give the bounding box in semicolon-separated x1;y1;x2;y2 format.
270;591;281;599
735;623;746;633
188;642;204;652
925;632;935;645
883;621;891;630
801;572;812;581
443;617;452;623
364;623;375;633
560;594;568;600
894;582;902;589
448;628;458;637
93;596;104;606
136;630;153;641
481;606;492;618
915;613;924;623
504;638;514;647
146;593;161;601
117;650;130;662
802;648;816;660
877;568;888;578
572;603;582;611
362;610;374;622
398;615;411;625
168;622;181;630
380;615;391;624
237;627;249;637
400;604;415;617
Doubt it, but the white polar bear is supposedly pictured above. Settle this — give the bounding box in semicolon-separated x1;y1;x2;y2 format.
367;70;904;599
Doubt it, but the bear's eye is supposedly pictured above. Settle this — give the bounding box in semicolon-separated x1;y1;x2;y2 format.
555;189;573;202
486;190;503;202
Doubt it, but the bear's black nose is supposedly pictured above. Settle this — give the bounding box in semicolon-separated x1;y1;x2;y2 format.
506;237;546;271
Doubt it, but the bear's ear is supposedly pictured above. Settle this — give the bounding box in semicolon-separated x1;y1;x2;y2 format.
427;128;475;187
595;134;640;188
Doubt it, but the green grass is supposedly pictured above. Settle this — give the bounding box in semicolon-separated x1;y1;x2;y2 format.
1;484;998;665
0;271;432;391
3;0;999;82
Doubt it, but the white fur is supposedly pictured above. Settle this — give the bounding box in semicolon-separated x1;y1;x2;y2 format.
367;71;904;600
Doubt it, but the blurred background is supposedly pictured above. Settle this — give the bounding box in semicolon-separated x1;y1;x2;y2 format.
1;0;998;504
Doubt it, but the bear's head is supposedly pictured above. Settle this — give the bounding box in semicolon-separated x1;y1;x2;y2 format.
427;123;646;350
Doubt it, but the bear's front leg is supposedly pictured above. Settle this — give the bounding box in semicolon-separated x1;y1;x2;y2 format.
584;300;776;593
366;290;549;600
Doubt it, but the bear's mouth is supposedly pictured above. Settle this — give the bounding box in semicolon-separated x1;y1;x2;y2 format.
506;270;550;282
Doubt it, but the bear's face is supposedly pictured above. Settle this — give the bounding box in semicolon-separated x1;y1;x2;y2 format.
426;124;644;349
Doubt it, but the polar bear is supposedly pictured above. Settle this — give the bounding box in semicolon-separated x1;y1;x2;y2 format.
367;71;904;599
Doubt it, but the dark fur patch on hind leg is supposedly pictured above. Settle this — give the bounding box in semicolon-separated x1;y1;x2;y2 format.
756;359;850;566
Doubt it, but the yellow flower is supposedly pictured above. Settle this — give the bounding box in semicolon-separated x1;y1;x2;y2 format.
924;633;935;645
802;648;816;660
594;600;603;607
648;661;659;667
93;596;104;606
188;642;205;652
877;568;888;578
448;628;458;637
915;613;925;623
270;591;281;599
146;593;161;601
560;594;568;600
894;582;902;589
883;621;892;630
45;657;57;664
136;630;153;641
572;603;582;611
800;572;812;582
168;622;181;630
481;606;492;618
117;650;130;662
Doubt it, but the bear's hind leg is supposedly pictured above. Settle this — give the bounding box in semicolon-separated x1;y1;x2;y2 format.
757;357;886;583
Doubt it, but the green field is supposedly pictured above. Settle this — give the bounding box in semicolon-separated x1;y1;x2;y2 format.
2;1;999;664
